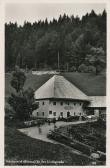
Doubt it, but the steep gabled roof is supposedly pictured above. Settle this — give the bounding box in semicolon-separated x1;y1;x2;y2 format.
34;75;88;101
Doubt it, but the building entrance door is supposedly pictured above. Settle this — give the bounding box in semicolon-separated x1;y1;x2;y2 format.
67;111;70;117
94;109;99;117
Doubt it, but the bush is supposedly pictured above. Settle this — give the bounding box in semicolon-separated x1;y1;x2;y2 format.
8;93;31;121
81;116;87;121
5;108;16;126
47;131;93;155
58;117;67;122
98;154;106;162
93;119;106;129
5;108;15;119
69;66;76;72
67;116;80;122
88;65;96;72
78;64;88;73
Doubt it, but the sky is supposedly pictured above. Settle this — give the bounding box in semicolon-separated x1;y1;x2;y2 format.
5;3;106;25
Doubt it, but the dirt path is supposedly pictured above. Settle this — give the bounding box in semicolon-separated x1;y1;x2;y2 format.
18;120;99;164
18;120;88;143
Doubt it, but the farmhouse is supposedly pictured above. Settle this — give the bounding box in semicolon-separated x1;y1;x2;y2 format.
32;75;106;119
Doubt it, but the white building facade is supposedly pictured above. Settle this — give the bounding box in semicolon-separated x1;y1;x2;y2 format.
33;99;88;119
32;75;89;119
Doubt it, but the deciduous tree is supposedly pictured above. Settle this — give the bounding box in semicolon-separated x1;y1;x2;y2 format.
11;66;26;93
85;47;106;75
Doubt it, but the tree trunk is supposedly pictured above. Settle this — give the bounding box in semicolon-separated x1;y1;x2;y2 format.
96;67;98;75
95;64;101;75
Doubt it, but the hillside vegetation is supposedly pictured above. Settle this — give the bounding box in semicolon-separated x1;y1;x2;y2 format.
5;72;106;99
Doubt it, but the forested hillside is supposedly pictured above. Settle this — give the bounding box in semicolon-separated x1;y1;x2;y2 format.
5;10;106;73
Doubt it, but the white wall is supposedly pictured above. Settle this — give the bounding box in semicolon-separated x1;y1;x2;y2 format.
32;99;85;119
32;100;49;118
49;100;84;118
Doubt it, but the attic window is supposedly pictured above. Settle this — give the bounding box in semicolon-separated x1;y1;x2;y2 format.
66;102;69;105
53;102;56;105
60;102;63;105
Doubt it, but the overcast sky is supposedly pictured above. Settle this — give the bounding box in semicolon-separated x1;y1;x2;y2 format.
5;3;106;25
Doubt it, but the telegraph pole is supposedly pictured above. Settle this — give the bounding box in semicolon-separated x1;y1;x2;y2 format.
58;51;60;72
66;62;69;72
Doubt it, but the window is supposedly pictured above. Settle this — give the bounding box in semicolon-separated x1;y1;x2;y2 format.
37;112;39;116
49;111;52;114
42;112;44;116
53;102;56;105
74;103;76;106
53;112;56;116
60;102;63;105
42;102;45;105
80;112;81;116
60;112;63;117
80;103;82;106
74;112;76;116
66;102;69;105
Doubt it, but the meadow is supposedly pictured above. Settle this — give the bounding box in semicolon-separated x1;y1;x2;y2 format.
5;126;92;165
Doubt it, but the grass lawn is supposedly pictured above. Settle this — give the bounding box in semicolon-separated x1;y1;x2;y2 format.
63;72;106;96
5;126;92;166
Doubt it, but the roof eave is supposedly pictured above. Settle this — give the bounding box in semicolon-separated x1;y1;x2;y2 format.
35;97;89;102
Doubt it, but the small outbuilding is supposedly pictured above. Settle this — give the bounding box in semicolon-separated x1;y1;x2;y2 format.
87;96;106;119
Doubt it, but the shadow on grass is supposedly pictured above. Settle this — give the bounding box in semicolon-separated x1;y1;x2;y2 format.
5;126;93;166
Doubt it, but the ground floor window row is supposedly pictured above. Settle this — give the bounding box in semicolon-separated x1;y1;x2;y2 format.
49;111;82;116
